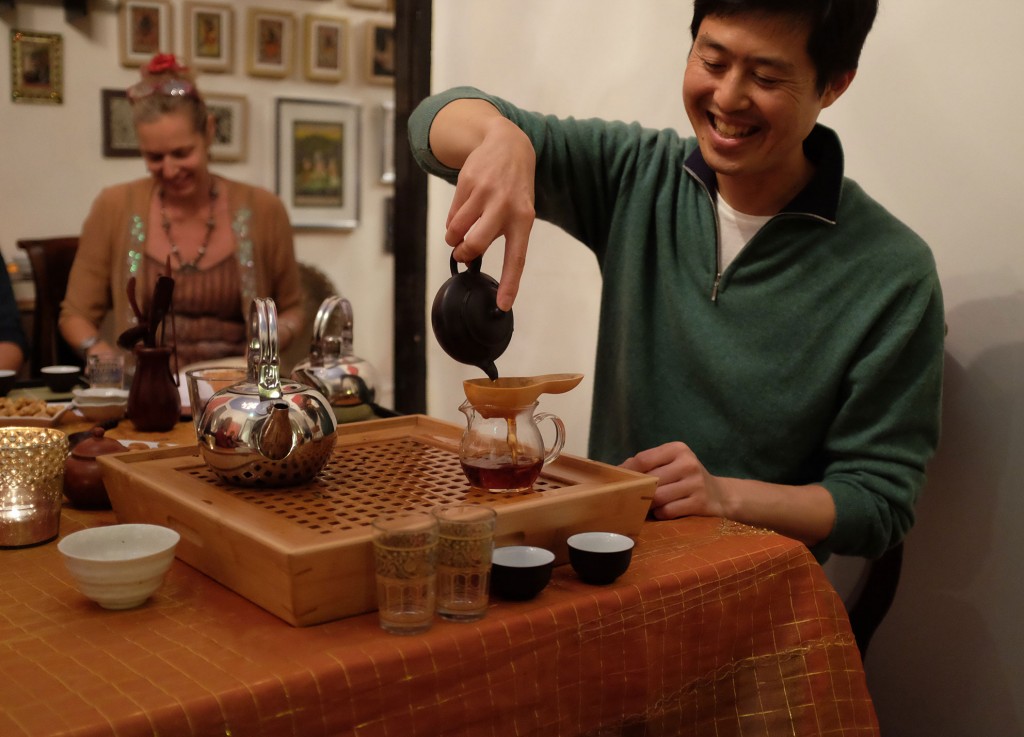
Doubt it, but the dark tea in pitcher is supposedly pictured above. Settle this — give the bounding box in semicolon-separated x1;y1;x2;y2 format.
460;455;544;493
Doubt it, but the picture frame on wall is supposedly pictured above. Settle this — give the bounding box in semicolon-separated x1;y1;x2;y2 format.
364;20;394;85
346;0;389;9
101;89;140;157
10;30;63;104
247;8;295;79
275;98;361;230
184;2;234;73
118;0;173;68
206;93;247;162
380;100;395;184
303;15;348;83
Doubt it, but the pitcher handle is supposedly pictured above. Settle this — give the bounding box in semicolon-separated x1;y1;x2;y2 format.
533;412;566;466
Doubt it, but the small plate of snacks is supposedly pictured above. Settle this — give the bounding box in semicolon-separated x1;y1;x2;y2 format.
0;397;71;427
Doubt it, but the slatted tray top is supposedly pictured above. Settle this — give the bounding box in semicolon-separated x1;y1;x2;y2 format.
182;435;565;537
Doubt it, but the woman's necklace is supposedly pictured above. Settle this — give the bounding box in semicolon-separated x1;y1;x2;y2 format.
160;181;218;274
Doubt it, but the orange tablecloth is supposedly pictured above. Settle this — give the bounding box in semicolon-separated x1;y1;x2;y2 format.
0;489;878;737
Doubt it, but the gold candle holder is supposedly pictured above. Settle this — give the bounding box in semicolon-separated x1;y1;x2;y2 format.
0;427;69;548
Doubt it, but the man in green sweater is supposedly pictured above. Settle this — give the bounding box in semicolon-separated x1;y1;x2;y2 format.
409;0;944;561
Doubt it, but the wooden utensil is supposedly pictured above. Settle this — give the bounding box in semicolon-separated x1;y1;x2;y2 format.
463;372;584;408
148;275;175;347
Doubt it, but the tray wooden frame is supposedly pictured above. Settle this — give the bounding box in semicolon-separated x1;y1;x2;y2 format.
101;415;654;626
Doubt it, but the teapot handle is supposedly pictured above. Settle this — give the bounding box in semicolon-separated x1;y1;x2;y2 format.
450;254;484;277
249;298;282;400
309;295;355;364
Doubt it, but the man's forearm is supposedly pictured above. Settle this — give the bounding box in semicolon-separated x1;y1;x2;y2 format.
429;98;505;169
717;478;836;547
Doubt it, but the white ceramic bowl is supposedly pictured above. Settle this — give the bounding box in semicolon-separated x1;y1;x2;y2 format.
76;402;128;423
72;388;129;422
73;388;129;405
58;524;180;610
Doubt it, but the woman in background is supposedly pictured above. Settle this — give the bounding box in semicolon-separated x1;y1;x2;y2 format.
60;54;303;367
0;251;26;372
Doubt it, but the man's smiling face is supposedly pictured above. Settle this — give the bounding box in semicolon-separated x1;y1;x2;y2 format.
683;13;850;210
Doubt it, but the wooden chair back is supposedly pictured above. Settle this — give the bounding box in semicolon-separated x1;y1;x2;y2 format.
16;236;81;376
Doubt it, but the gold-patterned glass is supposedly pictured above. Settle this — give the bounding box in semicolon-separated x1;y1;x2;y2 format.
372;512;438;635
0;427;68;548
432;504;497;622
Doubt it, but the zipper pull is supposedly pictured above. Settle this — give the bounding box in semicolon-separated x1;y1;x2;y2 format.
711;272;722;302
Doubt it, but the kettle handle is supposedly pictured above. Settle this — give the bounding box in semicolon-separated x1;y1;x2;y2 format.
309;295;355;364
249;298;282;400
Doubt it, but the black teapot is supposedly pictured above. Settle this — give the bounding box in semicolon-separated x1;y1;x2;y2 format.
430;256;514;380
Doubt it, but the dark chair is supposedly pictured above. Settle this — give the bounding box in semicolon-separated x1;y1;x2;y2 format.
16;236;82;376
843;542;905;659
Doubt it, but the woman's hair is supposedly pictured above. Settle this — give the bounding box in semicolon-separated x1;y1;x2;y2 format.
690;0;878;93
128;53;208;132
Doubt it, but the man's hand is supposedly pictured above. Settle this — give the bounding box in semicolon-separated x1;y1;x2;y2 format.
432;103;537;311
621;441;728;520
621;441;836;546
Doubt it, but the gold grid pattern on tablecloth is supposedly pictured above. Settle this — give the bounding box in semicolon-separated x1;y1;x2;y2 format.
1;512;879;737
181;437;564;535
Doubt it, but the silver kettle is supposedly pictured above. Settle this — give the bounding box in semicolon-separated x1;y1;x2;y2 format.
196;298;338;487
292;296;379;422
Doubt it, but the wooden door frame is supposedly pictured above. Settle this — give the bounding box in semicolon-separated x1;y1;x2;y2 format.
392;0;431;414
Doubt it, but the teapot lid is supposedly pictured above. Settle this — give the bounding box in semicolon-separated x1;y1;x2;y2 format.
430;256;514;380
71;426;124;460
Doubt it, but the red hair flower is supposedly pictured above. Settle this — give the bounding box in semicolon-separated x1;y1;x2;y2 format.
146;53;186;75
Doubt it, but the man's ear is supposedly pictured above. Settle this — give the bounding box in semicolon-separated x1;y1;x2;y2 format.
822;69;857;109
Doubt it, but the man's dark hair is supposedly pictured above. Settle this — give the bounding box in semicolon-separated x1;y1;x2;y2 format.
690;0;878;93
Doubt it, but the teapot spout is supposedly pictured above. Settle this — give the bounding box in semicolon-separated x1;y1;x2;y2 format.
478;360;499;381
256;402;296;461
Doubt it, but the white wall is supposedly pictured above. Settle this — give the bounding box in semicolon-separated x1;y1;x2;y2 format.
427;1;1024;734
0;0;395;406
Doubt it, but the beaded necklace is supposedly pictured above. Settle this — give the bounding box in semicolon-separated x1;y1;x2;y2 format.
159;181;218;273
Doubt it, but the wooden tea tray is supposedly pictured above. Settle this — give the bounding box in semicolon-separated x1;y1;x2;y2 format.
100;414;655;626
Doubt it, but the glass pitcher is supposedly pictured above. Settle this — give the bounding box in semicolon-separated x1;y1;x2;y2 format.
458;400;565;493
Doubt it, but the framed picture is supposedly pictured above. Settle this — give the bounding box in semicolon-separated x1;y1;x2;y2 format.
364;20;394;85
101;89;140;157
247;8;295;78
184;2;234;73
118;0;173;68
10;30;63;104
303;15;348;83
275;98;361;230
380;100;395;184
206;93;247;162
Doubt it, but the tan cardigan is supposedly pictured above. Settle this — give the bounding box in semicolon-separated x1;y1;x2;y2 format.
60;176;303;348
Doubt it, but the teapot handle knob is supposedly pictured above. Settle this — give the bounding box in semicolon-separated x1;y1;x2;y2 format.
450;254;483;277
249;298;282;400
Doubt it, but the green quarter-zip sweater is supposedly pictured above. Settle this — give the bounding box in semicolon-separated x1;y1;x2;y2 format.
410;87;945;561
